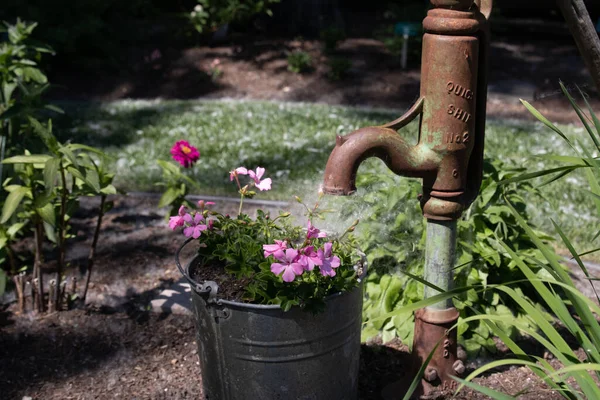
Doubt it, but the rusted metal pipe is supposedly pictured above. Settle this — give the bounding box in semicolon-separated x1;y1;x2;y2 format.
322;0;492;397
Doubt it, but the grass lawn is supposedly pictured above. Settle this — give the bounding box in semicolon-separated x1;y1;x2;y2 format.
55;99;599;258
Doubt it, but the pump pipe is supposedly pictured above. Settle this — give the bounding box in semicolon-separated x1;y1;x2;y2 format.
322;0;492;397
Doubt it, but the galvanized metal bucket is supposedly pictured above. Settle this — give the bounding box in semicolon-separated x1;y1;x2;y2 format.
175;238;365;400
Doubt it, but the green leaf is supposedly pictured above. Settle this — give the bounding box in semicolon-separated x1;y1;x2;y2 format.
36;202;56;227
44;157;60;189
21;67;47;84
7;221;25;237
43;221;56;243
520;99;573;147
158;186;182;208
1;186;29;223
100;184;117;195
2;154;52;164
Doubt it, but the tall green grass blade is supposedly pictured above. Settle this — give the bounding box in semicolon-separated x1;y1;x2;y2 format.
520;99;574;148
453;377;516;399
560;82;600;149
552;220;600;303
499;166;583;185
540;169;572;187
577;86;600;152
577;247;600;258
546;364;600;380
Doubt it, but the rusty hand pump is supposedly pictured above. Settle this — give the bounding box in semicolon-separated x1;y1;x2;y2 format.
322;0;492;397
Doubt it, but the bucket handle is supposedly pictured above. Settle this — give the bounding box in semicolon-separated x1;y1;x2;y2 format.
175;237;218;302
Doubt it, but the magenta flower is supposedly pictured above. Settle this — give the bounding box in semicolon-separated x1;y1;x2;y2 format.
307;220;327;239
168;205;188;230
317;242;341;277
229;167;248;181
298;245;321;271
171;140;200;168
183;213;208;239
270;248;304;282
248;167;272;191
263;240;288;259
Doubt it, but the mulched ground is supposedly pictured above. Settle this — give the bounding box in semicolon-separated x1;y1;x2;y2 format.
0;194;583;400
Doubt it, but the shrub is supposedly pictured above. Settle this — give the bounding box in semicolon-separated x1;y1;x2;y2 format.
287;51;312;74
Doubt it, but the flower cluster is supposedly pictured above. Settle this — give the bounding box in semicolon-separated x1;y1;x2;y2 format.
169;202;215;238
263;223;340;282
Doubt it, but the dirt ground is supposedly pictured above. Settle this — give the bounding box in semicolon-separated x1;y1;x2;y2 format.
50;34;599;124
0;194;587;400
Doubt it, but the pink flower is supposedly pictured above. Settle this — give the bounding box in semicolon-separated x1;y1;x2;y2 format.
168;205;188;230
298;246;321;271
270;248;304;282
307;220;327;239
263;240;288;259
317;242;341;277
171;141;200;168
197;200;215;211
183;213;208;239
248;167;272;191
229;167;248;181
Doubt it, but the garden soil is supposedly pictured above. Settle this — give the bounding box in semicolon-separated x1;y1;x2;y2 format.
50;35;600;124
0;194;591;400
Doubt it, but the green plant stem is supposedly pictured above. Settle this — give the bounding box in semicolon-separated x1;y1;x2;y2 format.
55;161;68;311
238;194;244;216
423;219;457;310
33;220;45;313
82;195;106;304
6;241;17;275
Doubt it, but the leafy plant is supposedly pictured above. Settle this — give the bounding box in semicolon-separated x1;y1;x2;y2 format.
287;51;312;74
191;0;280;33
454;84;600;398
0;19;59;182
1;118;116;311
327;57;351;81
169;165;362;313
352;158;556;356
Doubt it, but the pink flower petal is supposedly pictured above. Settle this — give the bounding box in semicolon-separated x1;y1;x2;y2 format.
255;167;265;180
256;178;272;191
282;266;296;282
271;262;285;274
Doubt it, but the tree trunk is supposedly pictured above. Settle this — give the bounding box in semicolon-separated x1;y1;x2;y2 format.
556;0;600;93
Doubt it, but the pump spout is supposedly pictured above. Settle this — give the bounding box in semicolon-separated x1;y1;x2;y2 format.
322;126;438;196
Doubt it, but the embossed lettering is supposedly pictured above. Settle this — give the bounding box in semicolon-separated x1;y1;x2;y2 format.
447;81;474;101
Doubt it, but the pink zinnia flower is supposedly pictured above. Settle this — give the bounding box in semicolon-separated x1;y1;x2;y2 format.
168;205;188;230
270;248;304;282
229;167;248;181
171;140;200;168
263;240;288;259
317;242;341;277
183;213;208;238
298;245;321;271
248;167;272;191
307;220;327;239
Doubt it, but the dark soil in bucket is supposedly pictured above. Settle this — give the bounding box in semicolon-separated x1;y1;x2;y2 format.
190;261;252;303
0;194;586;399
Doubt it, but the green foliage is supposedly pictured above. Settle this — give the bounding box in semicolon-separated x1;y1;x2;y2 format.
287;51;312;74
184;201;362;313
192;0;280;33
457;85;600;399
320;27;346;52
353;158;555;355
327;57;352;81
156;159;198;217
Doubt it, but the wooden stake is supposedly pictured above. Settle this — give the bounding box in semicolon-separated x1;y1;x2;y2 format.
557;0;600;93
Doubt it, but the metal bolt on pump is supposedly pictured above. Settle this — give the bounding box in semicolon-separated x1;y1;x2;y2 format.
322;0;492;397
